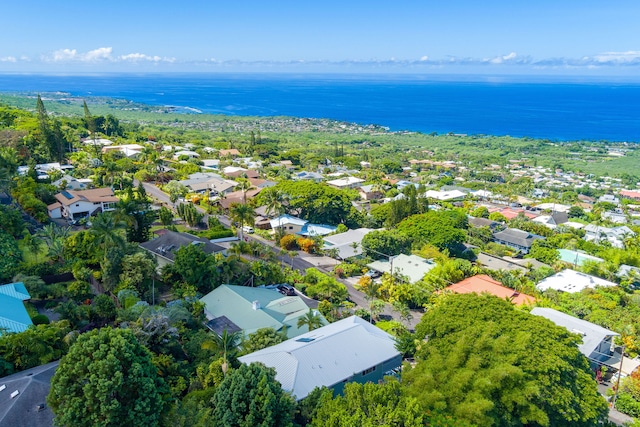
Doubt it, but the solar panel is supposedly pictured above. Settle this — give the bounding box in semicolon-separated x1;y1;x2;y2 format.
61;190;74;199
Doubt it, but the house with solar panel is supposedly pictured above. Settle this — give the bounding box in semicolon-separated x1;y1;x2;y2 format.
199;284;326;339
0;282;33;335
238;316;402;400
48;188;119;221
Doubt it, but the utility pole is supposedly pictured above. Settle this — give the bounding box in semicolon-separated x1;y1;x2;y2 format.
611;345;626;410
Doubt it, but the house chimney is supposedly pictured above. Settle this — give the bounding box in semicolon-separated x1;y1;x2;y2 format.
252;300;261;310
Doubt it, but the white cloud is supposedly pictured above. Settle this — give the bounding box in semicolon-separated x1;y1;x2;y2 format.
419;55;429;61
488;52;519;64
0;56;17;63
42;47;174;64
591;51;640;64
119;53;176;63
84;47;113;61
51;48;78;62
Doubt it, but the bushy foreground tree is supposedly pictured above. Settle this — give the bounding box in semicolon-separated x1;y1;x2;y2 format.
48;327;168;427
208;363;294;427
403;293;609;427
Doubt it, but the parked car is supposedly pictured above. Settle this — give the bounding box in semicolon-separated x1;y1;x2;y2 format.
277;284;296;296
242;226;254;234
365;270;382;279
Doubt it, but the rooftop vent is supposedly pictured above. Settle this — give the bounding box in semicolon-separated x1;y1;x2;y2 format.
10;390;19;398
252;300;261;310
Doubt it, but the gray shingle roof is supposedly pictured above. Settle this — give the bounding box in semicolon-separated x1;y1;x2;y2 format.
139;230;224;262
0;361;59;427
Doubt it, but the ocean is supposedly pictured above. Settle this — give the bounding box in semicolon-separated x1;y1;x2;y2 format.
0;73;639;142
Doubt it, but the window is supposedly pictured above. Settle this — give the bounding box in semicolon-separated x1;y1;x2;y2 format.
361;366;376;376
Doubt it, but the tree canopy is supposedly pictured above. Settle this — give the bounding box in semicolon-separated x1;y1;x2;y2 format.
209;363;294;427
403;293;608;427
48;327;169;427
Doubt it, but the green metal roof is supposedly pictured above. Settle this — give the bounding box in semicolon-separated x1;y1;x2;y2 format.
200;285;323;339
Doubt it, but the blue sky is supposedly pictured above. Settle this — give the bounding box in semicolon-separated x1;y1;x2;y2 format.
2;1;640;75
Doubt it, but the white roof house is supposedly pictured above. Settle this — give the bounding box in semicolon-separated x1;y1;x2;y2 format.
238;316;402;400
424;189;466;201
322;228;376;259
367;254;436;283
531;307;620;365
326;176;365;189
536;269;617;293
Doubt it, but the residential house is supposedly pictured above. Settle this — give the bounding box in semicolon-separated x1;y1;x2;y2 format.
536;269;617;293
82;137;113;146
424;189;466;202
293;171;324;182
202;159;220;170
531;308;621;368
620;190;640;201
0;360;59;427
532;211;569;229
269;215;337;237
468;217;501;230
602;210;627;224
0;282;33;335
492;228;545;254
50;188;118;220
444;274;536;305
618;264;640;286
139;230;226;270
200;284;325;339
173;150;200;159
102;144;144;158
367;254;436;283
51;175;92;191
584;224;635;248
599;194;620;205
327;176;365;190
238;316;402;400
358;185;384;201
218;148;241;158
270;215;309;235
475;253;528;273
322;228;375;259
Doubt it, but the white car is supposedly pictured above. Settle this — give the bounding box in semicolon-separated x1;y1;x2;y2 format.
242;226;254;234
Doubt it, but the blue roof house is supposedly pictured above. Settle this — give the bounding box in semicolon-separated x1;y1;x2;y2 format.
0;283;33;335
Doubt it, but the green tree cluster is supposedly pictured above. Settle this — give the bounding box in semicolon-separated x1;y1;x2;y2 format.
404;293;609;426
48;327;168;427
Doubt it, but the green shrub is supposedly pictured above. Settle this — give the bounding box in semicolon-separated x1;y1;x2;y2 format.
32;314;50;325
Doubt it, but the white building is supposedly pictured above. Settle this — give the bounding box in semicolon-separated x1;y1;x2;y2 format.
536;269;617;293
327;176;365;189
238;316;402;400
584;224;635;248
50;188;118;220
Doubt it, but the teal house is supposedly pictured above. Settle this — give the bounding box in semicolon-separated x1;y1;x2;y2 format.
0;282;33;335
200;285;326;339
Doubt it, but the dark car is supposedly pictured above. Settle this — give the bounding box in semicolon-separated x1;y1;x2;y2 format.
277;284;296;296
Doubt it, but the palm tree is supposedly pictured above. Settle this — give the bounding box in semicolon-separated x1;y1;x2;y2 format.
22;232;43;263
234;178;255;204
264;189;287;218
37;223;70;248
229;202;255;240
202;328;243;374
297;309;324;332
89;213;126;256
